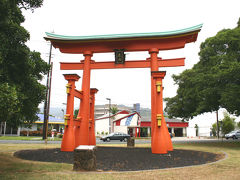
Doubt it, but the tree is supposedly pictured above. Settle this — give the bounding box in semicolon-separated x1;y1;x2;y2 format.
237;122;240;129
0;1;49;127
211;123;217;137
211;112;235;137
74;109;79;119
0;83;19;126
165;18;240;119
110;106;118;115
194;124;199;136
221;112;235;135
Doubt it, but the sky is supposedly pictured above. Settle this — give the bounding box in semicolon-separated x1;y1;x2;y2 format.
22;0;240;114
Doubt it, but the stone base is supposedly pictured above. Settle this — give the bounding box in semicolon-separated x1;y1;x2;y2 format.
127;138;135;147
73;145;96;171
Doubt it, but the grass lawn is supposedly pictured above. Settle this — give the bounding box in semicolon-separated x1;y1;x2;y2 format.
0;136;62;141
0;142;240;180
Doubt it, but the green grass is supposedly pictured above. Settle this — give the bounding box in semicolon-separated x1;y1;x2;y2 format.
0;136;62;141
0;142;240;180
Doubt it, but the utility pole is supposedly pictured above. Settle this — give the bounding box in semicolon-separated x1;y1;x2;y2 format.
106;98;111;133
43;43;53;141
47;62;53;122
216;110;219;139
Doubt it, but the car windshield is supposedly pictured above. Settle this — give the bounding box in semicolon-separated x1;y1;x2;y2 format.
229;131;237;133
109;133;115;136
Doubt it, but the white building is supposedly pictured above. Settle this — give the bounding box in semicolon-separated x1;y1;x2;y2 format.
95;110;141;136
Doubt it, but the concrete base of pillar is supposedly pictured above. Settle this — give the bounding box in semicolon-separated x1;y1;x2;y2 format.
73;145;96;171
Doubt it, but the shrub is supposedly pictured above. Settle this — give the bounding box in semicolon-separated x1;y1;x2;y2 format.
20;130;51;136
57;133;63;138
237;122;240;129
211;123;217;137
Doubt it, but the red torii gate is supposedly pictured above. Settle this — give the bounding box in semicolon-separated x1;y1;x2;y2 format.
45;24;202;154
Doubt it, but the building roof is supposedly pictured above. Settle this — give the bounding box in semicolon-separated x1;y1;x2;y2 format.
164;116;185;123
35;114;64;124
140;110;186;123
95;110;140;121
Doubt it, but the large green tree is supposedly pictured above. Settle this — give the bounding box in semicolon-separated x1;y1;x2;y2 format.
165;18;240;119
0;0;49;128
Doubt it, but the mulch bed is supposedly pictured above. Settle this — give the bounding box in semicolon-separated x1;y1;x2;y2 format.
14;147;223;171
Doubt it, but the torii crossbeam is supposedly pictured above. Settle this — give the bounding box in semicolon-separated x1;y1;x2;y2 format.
45;24;202;154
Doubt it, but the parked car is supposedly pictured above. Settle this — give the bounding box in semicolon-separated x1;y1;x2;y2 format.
100;132;130;142
225;130;240;139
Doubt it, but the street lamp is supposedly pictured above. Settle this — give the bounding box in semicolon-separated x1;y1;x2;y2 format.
106;98;111;133
60;109;64;134
61;109;64;119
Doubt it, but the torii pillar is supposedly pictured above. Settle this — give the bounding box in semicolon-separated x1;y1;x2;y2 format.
89;88;98;145
149;48;173;154
75;88;98;148
61;74;80;151
78;51;92;145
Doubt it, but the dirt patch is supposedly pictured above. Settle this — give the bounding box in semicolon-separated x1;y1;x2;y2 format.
14;147;223;171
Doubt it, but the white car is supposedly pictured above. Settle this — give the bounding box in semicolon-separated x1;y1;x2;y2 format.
225;130;240;139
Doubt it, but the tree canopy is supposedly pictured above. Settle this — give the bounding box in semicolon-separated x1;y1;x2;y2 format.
165;18;240;120
0;0;49;127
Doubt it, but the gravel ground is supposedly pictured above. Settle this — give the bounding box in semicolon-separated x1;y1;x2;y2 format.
14;147;222;171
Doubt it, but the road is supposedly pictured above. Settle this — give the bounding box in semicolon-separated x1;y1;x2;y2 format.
0;137;238;144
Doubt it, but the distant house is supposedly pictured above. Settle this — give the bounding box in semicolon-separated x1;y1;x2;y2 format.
140;117;188;137
19;114;64;133
34;114;64;132
95;110;141;137
95;110;189;137
10;107;188;138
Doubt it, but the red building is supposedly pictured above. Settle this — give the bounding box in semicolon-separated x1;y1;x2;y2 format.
140;117;188;137
96;109;188;137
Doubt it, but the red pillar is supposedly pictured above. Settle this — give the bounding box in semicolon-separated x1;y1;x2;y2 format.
89;88;98;145
154;72;173;152
149;48;173;154
78;51;93;145
61;74;80;151
162;117;173;151
151;72;167;154
149;48;160;153
75;94;83;147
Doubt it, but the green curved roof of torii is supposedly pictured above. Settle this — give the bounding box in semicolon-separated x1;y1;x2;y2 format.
45;24;203;41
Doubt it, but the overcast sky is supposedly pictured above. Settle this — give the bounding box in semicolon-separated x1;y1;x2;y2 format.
22;0;240;110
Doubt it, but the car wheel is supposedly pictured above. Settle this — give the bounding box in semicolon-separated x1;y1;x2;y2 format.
226;137;229;140
124;137;127;142
107;138;110;142
120;139;122;142
232;136;236;140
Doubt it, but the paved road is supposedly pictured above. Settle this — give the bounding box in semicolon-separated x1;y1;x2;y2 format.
0;137;239;144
